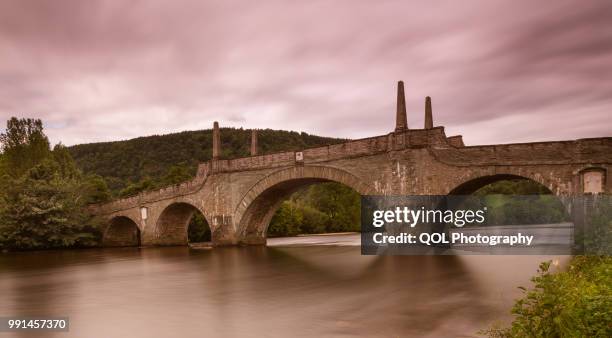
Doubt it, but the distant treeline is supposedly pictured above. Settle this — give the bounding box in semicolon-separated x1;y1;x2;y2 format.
268;183;361;237
471;179;569;226
67;128;345;195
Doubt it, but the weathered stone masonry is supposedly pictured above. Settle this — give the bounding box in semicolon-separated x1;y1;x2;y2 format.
94;82;612;247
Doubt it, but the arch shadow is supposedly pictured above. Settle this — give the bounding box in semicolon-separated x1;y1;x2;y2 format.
154;202;211;246
104;216;141;247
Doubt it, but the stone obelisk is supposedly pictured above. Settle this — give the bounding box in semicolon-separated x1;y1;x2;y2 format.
250;129;258;156
395;81;408;132
212;121;220;160
424;96;433;129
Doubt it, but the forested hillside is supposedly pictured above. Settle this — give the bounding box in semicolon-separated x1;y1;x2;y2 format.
68;128;345;194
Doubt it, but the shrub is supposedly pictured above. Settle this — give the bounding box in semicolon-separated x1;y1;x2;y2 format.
481;256;612;337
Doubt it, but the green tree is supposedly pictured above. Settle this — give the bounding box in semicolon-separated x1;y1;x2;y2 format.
298;204;329;234
0;160;102;250
82;174;112;204
161;164;193;186
307;183;360;232
52;144;80;179
583;198;612;255
267;183;361;237
118;177;156;197
471;179;568;226
0;152;8;192
0;117;106;251
187;213;211;242
268;201;303;237
0;118;51;178
475;179;551;196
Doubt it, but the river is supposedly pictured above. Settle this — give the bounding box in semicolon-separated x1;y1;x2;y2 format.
0;233;566;337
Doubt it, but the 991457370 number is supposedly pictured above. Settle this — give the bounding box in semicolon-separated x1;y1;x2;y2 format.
0;317;69;332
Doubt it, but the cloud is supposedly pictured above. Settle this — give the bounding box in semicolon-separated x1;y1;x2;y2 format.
0;0;610;146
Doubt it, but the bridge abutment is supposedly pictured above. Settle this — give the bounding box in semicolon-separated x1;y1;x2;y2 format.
210;215;239;246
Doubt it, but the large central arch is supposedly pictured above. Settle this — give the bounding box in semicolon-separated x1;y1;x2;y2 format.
235;166;373;245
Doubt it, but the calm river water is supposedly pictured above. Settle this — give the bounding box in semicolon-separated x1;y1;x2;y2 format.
0;234;566;337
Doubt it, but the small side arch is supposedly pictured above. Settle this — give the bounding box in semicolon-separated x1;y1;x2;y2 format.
154;201;211;246
235;165;374;245
104;216;141;247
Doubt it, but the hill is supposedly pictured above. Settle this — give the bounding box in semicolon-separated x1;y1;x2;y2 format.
67;128;346;194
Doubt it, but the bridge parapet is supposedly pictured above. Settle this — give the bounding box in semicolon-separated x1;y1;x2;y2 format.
210;127;454;173
429;137;612;166
94;162;210;214
91;132;612;217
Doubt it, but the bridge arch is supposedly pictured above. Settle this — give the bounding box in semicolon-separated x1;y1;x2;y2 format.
235;165;374;245
154;201;212;246
443;172;572;229
448;173;555;195
447;172;562;196
104;216;141;247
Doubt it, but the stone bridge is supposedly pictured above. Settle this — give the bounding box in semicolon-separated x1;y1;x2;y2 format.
94;81;612;247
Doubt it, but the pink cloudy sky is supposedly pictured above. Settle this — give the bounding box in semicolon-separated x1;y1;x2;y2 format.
1;0;610;146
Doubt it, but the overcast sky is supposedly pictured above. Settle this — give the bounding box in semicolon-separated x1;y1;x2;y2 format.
1;0;610;146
